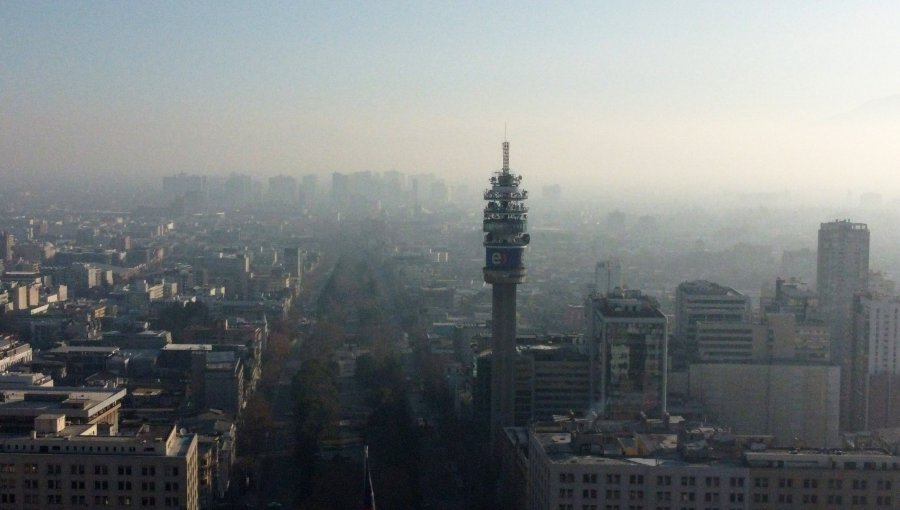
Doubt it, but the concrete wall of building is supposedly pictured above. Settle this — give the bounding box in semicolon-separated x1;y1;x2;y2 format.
689;363;840;448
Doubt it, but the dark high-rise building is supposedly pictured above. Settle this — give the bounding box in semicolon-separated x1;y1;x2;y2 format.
483;140;530;440
283;247;302;278
1;231;14;262
587;289;667;419
816;220;869;431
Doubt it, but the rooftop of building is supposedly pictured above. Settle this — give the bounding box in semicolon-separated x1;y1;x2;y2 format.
44;344;120;354
0;422;195;458
590;290;665;319
516;344;588;361
528;419;899;470
677;280;744;297
0;386;126;418
820;219;868;230
162;343;212;351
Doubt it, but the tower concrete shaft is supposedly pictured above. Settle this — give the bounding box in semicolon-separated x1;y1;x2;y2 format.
491;283;517;434
483;140;529;441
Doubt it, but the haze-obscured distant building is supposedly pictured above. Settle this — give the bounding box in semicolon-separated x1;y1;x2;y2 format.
267;175;298;207
594;259;622;296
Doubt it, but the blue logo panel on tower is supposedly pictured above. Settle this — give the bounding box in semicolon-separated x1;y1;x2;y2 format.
486;247;524;269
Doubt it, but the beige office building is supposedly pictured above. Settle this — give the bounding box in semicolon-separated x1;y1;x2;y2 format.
524;424;898;510
0;418;199;510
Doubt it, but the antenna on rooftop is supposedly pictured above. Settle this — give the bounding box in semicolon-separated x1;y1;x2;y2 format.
502;131;510;174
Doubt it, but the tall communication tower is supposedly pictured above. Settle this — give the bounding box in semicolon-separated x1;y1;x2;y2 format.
483;139;530;439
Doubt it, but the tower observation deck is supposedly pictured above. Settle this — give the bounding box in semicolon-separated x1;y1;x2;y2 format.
483;140;529;440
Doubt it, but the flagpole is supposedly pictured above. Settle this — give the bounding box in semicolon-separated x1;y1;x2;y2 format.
362;444;376;510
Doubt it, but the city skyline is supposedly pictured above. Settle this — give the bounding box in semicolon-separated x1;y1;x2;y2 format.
3;2;900;199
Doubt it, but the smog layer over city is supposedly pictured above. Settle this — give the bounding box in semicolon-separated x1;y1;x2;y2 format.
1;3;899;510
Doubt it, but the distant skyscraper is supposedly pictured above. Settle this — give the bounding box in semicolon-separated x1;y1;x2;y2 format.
162;173;209;213
224;173;257;208
594;259;622;295
267;175;298;206
482;140;530;441
541;184;562;201
816;220;869;430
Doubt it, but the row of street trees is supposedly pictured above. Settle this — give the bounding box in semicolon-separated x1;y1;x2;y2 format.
291;248;423;508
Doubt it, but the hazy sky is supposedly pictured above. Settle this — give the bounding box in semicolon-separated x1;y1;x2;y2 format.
2;1;899;197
